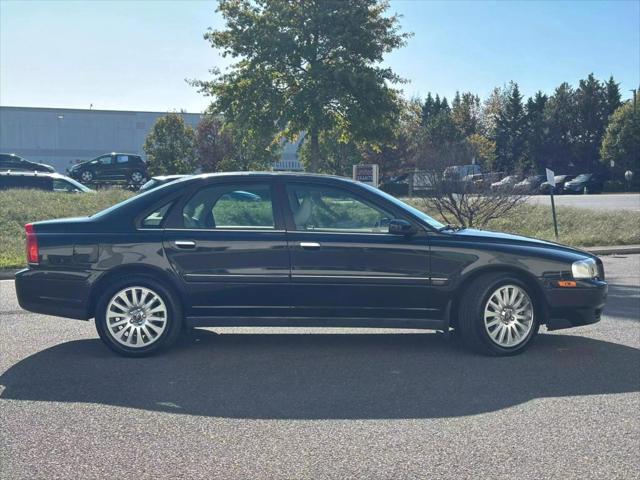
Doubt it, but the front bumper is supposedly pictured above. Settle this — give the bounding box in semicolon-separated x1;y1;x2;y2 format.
543;280;607;330
15;268;92;320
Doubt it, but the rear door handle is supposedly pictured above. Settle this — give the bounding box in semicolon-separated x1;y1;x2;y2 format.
300;242;321;250
174;240;196;249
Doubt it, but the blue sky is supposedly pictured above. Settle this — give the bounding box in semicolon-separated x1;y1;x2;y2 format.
1;0;638;113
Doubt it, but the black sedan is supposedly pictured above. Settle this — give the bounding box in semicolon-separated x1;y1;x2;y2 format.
15;173;607;357
1;153;55;173
563;173;604;194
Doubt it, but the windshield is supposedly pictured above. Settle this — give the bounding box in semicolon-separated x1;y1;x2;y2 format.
62;175;93;192
360;183;445;229
573;174;591;181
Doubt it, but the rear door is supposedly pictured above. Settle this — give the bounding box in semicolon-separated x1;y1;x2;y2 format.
283;181;434;320
163;180;290;319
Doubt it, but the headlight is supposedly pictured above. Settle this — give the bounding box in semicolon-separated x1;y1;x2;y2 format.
572;258;598;279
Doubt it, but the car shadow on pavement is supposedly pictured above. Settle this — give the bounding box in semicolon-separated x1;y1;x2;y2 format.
1;331;639;420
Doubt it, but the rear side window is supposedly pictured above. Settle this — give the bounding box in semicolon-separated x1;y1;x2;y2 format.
182;183;274;229
142;202;173;228
116;155;129;164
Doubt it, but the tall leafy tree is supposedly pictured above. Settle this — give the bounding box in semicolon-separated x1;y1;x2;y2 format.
600;101;640;174
495;82;526;172
451;91;481;137
195;0;410;172
143;113;196;175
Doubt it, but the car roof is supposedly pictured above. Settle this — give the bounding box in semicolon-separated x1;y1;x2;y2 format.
0;170;63;179
193;171;354;183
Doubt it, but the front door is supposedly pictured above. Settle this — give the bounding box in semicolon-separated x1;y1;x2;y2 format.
163;181;290;319
283;182;434;320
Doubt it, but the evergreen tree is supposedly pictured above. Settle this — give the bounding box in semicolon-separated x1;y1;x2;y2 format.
495;82;526;172
523;91;548;173
452;91;481;137
574;73;607;172
605;76;622;117
543;82;577;172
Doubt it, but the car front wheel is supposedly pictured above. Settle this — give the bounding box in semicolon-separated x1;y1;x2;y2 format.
457;273;539;356
94;276;183;357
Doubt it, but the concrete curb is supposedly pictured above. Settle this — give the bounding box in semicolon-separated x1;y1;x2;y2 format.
2;245;639;281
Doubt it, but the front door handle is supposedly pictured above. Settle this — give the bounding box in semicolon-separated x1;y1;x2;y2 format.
300;242;321;250
174;240;196;249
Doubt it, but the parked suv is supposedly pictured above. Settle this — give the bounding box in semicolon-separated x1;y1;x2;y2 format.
0;153;55;173
68;153;147;185
0;171;94;193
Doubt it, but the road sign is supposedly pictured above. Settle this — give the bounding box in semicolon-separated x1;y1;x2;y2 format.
546;168;555;186
353;164;379;187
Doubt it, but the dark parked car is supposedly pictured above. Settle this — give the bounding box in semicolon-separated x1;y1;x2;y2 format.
139;175;189;193
0;171;94;193
539;175;575;195
563;173;604;194
68;153;147;185
514;175;545;193
0;153;55;173
15;173;607;357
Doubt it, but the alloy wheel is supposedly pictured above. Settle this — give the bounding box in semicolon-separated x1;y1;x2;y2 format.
483;284;534;348
105;286;168;348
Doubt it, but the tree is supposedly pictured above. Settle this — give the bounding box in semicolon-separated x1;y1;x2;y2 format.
574;73;607;172
481;86;507;139
605;76;622;118
600;101;640;174
143;113;195;175
195;0;410;172
543;82;576;173
194;115;234;172
451;91;481;137
495;82;526;172
523;91;548;173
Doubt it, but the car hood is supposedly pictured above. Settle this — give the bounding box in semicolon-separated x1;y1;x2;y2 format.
449;228;592;258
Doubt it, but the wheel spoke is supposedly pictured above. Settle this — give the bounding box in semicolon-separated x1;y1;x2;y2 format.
484;284;534;348
106;286;168;349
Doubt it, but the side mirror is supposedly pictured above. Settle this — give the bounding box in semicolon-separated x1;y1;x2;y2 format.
388;218;416;236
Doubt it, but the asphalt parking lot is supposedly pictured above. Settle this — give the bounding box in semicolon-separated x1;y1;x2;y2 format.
1;255;639;480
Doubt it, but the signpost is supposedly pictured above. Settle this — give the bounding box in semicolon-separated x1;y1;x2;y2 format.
352;164;379;187
546;168;559;240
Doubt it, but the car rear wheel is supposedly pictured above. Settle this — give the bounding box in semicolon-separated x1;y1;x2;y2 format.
80;170;93;183
130;170;145;184
94;275;183;357
457;273;539;356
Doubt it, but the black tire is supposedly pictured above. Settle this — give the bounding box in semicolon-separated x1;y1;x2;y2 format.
80;170;94;184
457;272;540;356
130;170;145;185
94;275;183;357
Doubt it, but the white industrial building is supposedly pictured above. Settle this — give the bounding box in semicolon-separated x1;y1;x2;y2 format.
0;106;303;173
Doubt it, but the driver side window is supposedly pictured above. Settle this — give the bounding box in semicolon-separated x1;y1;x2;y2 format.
286;184;392;233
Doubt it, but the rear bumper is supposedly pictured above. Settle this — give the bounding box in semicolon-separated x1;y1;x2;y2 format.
15;268;91;320
544;280;607;330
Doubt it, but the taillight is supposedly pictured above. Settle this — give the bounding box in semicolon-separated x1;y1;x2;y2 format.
25;223;39;264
